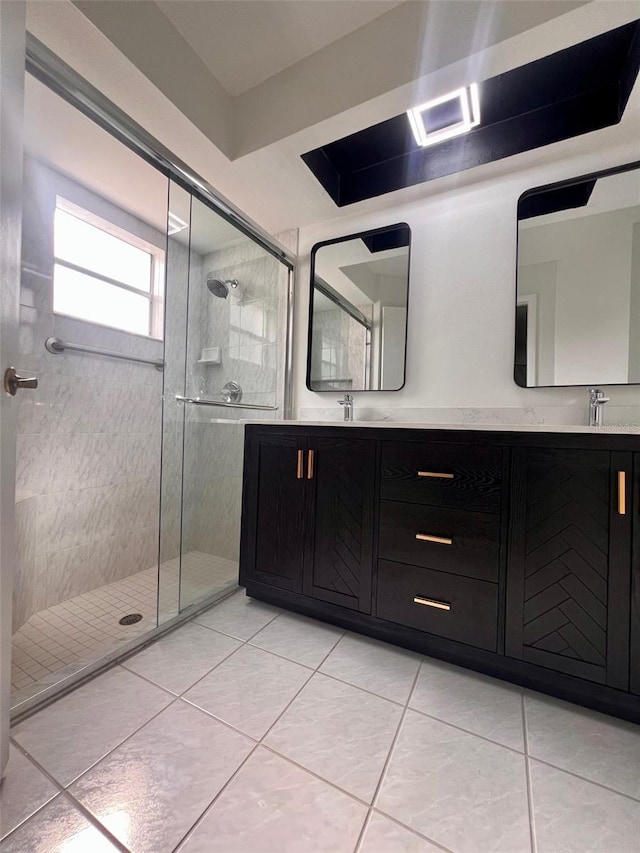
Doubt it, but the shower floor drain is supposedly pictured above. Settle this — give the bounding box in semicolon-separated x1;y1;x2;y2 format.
119;613;143;626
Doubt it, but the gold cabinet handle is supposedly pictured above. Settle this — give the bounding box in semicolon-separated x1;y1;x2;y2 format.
413;596;451;611
307;449;315;479
418;471;454;479
297;449;303;479
416;533;453;545
618;470;626;515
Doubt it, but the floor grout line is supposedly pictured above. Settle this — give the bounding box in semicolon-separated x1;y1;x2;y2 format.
170;741;262;853
168;621;347;852
5;739;131;853
178;696;262;743
356;662;458;853
527;755;640;805
371;805;458;853
522;694;538;853
405;702;527;756
258;742;372;808
352;809;374;853
369;665;421;814
116;663;181;699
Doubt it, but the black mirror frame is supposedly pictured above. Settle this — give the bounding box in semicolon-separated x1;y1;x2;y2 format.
306;223;411;393
514;159;640;389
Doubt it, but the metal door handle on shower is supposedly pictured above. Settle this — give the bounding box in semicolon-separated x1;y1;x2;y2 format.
175;395;278;411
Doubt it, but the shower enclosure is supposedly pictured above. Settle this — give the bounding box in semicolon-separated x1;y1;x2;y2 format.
158;183;289;621
8;44;294;718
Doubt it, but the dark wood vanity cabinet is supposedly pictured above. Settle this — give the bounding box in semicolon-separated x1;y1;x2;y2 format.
240;425;640;723
240;432;375;612
505;447;632;690
630;453;640;696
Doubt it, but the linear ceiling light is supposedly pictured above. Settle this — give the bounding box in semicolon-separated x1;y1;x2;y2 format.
407;83;480;147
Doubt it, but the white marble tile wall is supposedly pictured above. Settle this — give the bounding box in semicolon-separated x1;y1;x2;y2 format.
175;232;291;569
13;158;166;631
188;240;283;409
182;421;245;563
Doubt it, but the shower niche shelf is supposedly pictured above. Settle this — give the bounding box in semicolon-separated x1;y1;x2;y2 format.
196;347;221;365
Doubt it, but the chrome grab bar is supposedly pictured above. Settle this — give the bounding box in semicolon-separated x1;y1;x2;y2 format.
175;395;278;411
45;337;164;370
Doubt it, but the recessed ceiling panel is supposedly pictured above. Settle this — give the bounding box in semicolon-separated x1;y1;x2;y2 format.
302;20;640;206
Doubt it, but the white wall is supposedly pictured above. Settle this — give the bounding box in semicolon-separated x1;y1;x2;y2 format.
294;136;640;420
629;222;640;383
519;210;636;386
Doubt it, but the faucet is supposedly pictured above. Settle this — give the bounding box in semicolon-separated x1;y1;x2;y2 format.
588;388;610;427
338;393;354;422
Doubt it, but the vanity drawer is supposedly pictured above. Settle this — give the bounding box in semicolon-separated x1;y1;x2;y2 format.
381;441;502;513
376;559;498;651
379;500;500;582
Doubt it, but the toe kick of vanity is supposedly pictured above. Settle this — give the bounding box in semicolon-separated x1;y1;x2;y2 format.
239;423;640;724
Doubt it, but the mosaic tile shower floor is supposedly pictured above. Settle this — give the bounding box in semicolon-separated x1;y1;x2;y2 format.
11;551;237;704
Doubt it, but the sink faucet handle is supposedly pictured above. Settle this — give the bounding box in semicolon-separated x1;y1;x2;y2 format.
587;388;610;427
337;393;354;422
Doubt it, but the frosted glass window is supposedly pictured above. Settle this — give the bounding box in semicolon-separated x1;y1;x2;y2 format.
53;265;150;336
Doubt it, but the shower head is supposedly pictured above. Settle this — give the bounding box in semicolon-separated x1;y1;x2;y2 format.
206;277;239;299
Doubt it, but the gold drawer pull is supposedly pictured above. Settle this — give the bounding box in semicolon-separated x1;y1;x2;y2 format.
297;449;303;479
618;470;626;515
418;471;454;479
414;596;451;611
307;449;315;479
416;533;453;545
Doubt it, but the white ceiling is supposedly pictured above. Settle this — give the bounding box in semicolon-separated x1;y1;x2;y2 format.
157;0;404;96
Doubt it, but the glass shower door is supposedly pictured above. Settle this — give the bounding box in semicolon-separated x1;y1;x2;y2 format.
161;191;290;613
11;74;170;711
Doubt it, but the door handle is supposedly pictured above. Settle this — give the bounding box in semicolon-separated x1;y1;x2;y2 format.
307;449;315;479
4;367;38;396
297;449;304;479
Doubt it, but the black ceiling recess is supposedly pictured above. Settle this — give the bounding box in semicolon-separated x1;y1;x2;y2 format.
301;20;640;207
518;180;597;220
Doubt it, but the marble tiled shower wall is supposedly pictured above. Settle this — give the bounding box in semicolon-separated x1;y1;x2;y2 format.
180;233;293;564
13;158;166;631
310;306;368;390
189;239;286;407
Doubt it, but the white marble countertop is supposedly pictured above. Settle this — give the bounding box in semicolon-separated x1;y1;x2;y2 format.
242;419;640;435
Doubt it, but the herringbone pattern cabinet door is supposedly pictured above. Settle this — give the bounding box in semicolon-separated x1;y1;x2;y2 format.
506;448;631;688
305;437;375;613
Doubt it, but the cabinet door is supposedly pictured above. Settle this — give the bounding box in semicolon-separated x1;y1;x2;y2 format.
506;448;631;689
630;453;640;695
241;433;307;593
304;436;376;612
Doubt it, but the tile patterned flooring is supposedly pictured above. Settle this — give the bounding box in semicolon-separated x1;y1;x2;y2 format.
11;551;237;705
3;589;640;852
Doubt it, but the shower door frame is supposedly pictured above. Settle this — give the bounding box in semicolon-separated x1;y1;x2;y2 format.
10;38;296;723
0;0;26;773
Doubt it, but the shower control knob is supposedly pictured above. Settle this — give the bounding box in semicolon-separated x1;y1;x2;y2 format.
220;380;242;404
4;367;38;396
